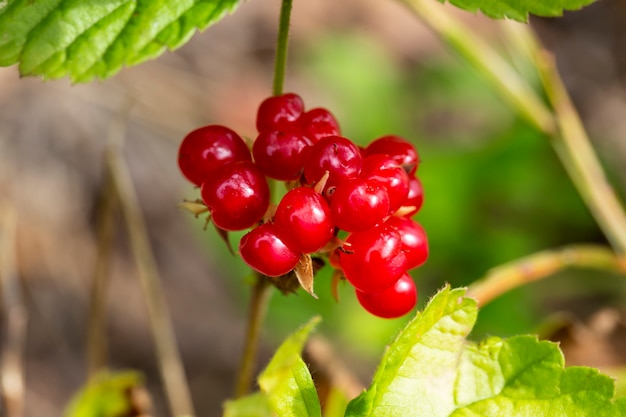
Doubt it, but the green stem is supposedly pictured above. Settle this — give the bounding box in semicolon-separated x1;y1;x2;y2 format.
234;275;272;398
272;0;293;96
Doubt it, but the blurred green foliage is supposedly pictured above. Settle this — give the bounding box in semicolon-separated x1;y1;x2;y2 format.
204;31;618;363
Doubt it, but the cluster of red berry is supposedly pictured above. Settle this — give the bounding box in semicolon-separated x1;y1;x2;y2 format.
177;93;428;318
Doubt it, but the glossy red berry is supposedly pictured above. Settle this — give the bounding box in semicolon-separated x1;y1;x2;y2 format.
274;187;334;253
200;161;270;231
178;125;251;186
299;108;341;143
400;176;424;217
239;223;300;277
364;135;419;175
256;93;304;132
361;155;410;214
339;224;407;293
252;129;313;180
303;136;363;190
330;178;390;232
355;273;417;319
386;216;428;269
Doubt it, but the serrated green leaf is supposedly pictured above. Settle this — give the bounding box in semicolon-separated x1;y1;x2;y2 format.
436;0;597;22
223;392;273;417
64;370;144;417
0;0;241;82
259;316;322;417
344;286;626;417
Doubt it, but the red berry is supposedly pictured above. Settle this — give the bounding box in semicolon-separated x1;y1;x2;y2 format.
178;125;251;186
274;187;334;253
386;216;428;269
400;176;424;217
355;273;417;319
303;136;363;190
252;129;312;180
339;224;407;293
331;178;390;232
299;108;341;143
364;135;419;175
256;93;304;132
361;155;410;214
200;161;270;231
239;223;300;277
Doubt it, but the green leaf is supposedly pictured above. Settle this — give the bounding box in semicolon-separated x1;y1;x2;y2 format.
259;316;322;417
436;0;597;21
223;392;273;417
0;0;241;82
64;371;145;417
345;286;626;417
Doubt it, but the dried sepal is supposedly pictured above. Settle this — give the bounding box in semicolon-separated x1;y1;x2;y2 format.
294;254;317;299
178;199;209;217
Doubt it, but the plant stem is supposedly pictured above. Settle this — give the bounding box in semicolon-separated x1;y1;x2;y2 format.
107;141;195;417
467;244;626;307
272;0;293;96
234;274;272;398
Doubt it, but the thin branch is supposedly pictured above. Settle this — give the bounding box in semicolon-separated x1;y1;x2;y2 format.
0;205;27;417
234;274;272;398
107;140;195;417
467;244;626;307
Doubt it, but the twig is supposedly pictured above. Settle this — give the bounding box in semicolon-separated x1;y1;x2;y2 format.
467;244;626;307
0;206;27;417
234;275;272;398
107;139;195;417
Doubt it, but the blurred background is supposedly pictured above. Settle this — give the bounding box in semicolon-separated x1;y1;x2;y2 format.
1;0;626;415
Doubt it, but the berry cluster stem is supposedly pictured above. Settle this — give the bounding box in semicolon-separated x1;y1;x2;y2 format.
272;0;293;97
234;275;272;398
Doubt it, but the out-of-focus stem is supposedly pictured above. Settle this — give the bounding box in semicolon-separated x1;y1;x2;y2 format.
234;275;272;398
467;244;626;307
0;206;27;417
398;0;556;135
107;141;195;417
87;162;118;378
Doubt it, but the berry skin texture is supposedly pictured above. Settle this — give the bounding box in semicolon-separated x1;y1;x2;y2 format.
239;223;300;277
339;224;407;293
364;135;419;175
252;128;312;180
303;136;363;190
274;187;334;254
330;178;390;232
299;108;341;143
361;155;410;214
178;125;252;187
355;273;417;319
200;161;270;231
386;216;428;269
256;93;305;132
